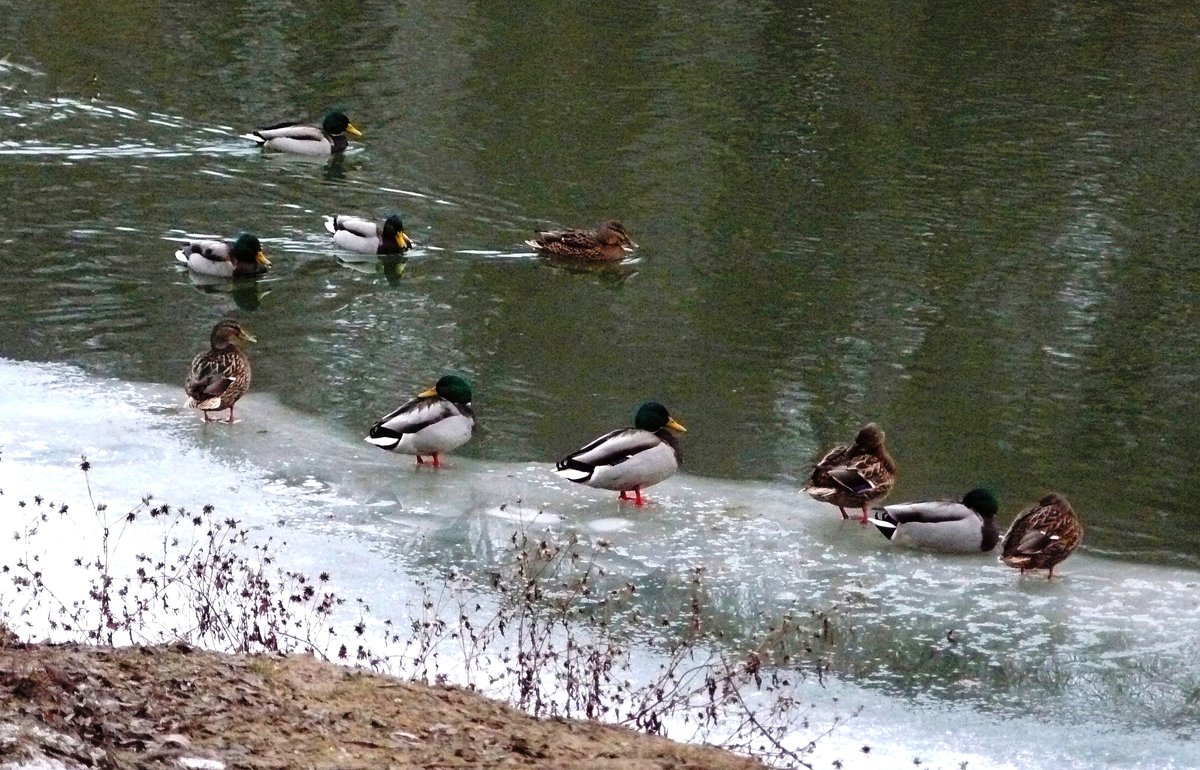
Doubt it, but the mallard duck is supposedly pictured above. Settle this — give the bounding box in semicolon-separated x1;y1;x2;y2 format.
871;488;999;552
803;423;897;524
525;220;638;261
243;110;362;155
554;401;686;506
365;375;475;467
185;320;255;423
1000;492;1084;579
175;233;270;277
324;214;414;255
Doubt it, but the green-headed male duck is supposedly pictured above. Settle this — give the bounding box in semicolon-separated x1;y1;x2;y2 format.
324;213;414;255
175;233;270;278
243;110;362;155
871;488;1000;552
555;401;686;506
365;375;475;468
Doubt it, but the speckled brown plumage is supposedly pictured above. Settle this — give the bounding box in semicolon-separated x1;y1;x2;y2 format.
185;320;255;423
526;220;638;261
1000;492;1084;579
803;423;898;524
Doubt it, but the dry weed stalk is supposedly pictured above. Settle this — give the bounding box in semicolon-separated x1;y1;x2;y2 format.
0;458;848;768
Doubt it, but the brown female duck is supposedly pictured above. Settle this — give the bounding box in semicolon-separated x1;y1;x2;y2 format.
185;320;256;423
803;423;898;524
1000;492;1084;579
526;220;638;261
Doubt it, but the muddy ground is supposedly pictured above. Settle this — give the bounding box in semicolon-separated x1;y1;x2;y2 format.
0;637;767;769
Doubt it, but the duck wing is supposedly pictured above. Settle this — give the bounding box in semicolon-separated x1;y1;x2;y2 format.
1012;527;1059;555
827;464;878;494
528;229;595;250
809;442;852;484
185;353;239;408
186;372;233;400
555;428;661;480
878;500;970;525
841;452;895;489
367;397;460;444
251;122;325;142
325;215;379;237
176;240;232;263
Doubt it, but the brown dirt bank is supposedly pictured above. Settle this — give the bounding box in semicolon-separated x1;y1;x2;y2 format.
0;638;767;770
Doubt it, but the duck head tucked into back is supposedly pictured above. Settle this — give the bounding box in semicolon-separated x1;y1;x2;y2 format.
1000;492;1084;579
871;487;1000;552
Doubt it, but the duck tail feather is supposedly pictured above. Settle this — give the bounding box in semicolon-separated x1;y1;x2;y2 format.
554;459;593;483
871;518;898;540
803;485;836;503
364;434;400;450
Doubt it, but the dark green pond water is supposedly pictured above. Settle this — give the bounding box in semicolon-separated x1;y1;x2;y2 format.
2;0;1199;566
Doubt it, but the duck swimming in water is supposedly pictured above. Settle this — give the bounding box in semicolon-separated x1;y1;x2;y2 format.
175;233;270;278
526;220;638;261
324;213;414;255
243;110;362;155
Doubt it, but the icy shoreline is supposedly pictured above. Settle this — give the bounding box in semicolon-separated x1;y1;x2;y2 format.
0;357;1195;769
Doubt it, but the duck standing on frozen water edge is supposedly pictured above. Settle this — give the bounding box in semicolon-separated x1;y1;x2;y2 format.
804;423;897;524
